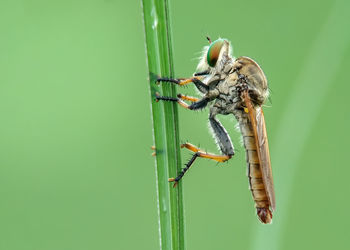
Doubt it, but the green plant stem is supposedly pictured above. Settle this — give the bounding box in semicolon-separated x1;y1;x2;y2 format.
141;1;185;250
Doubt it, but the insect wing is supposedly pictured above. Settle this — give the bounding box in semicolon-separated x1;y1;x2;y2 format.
243;91;276;211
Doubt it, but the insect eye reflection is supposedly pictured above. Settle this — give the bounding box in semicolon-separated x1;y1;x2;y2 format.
207;39;225;67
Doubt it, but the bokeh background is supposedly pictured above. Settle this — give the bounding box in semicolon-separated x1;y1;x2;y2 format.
1;0;349;249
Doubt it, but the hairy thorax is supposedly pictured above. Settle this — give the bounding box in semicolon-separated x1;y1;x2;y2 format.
207;57;269;119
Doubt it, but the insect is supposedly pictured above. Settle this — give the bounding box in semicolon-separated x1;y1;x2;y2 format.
156;38;275;224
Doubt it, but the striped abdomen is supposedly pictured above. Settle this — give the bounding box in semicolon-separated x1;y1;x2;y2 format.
239;119;273;224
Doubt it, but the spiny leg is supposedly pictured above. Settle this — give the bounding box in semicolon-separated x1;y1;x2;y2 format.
157;76;209;94
156;76;200;86
169;152;199;187
178;108;235;162
181;143;232;162
155;92;209;110
168;111;235;186
168;143;233;187
155;91;211;186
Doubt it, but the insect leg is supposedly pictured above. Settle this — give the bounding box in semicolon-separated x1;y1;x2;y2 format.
169;141;232;187
181;143;232;162
194;70;210;76
191;78;209;93
156;93;209;110
209;116;235;156
168;152;199;187
156;76;202;86
168;114;234;186
171;111;234;183
156;76;209;94
208;107;235;156
177;94;199;102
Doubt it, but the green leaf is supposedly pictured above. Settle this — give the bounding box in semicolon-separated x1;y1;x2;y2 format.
141;0;185;250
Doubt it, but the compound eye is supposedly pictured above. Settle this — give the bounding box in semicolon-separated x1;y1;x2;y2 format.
207;39;225;67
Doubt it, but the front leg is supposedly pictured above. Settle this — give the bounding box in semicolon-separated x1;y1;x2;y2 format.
194;70;210;76
157;76;209;94
156;76;201;86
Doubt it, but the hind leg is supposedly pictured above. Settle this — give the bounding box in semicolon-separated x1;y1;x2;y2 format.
169;110;235;187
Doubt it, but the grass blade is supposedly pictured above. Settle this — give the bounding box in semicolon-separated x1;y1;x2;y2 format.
141;0;185;250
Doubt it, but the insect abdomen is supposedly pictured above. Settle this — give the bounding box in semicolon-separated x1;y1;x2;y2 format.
240;121;272;224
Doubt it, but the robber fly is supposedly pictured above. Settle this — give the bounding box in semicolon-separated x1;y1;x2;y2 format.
155;38;275;224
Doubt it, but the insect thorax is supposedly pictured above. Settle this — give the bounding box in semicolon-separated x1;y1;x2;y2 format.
208;71;258;115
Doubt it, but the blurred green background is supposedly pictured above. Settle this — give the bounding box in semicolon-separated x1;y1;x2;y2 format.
0;0;349;249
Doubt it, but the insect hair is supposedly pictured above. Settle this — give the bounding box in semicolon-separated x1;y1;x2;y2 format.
207;120;223;153
196;45;210;73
